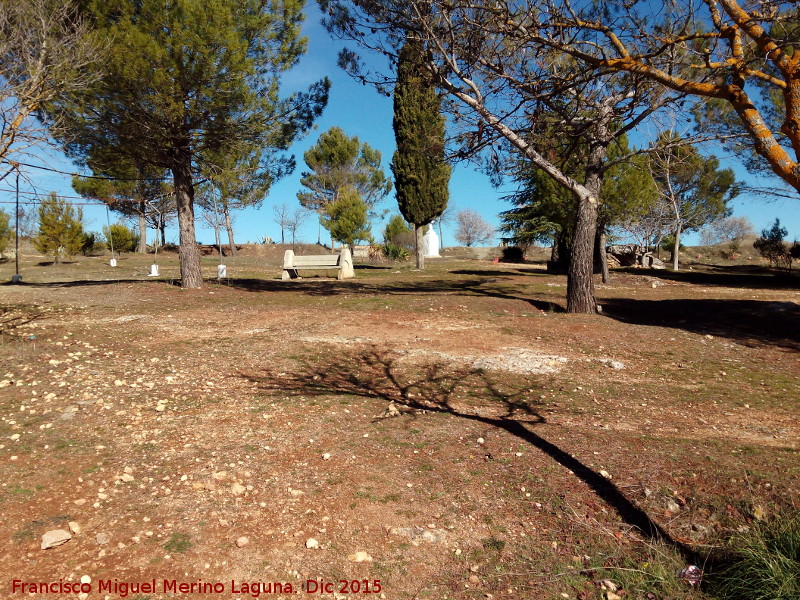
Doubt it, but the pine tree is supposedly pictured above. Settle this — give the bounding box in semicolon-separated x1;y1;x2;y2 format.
321;186;370;248
391;36;451;269
298;127;391;246
33;193;86;263
47;0;328;288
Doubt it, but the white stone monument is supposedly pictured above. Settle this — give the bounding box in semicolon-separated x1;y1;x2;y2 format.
423;227;441;258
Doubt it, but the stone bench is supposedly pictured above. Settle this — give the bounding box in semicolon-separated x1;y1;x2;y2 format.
282;248;354;280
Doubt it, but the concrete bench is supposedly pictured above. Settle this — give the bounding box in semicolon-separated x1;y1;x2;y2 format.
282;248;354;280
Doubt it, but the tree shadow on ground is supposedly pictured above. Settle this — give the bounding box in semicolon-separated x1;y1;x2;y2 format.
224;277;566;312
242;347;695;561
0;305;49;335
4;278;161;288
618;265;800;290
601;297;800;351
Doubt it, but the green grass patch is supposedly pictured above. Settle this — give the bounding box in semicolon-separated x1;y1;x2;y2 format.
709;517;800;600
163;532;194;554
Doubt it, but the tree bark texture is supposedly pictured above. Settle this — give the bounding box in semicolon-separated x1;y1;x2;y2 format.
138;202;147;253
567;193;598;313
596;228;610;283
172;160;203;289
672;224;682;271
224;206;236;256
415;224;425;270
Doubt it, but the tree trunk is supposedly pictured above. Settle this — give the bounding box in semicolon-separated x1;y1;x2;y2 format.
414;223;425;270
171;159;202;289
213;225;221;254
596;227;610;283
438;220;444;250
672;224;681;271
567;192;598;313
138;201;147;253
224;206;236;256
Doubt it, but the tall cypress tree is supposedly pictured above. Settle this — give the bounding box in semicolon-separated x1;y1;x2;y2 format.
391;36;450;270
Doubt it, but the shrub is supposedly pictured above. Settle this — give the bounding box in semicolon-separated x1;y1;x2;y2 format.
709;517;800;600
33;192;87;263
382;243;410;261
754;219;792;269
383;214;412;245
500;246;525;263
103;222;139;253
0;209;12;254
81;232;106;255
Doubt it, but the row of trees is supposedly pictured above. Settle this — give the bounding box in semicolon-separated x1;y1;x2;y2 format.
2;0;329;287
500;133;739;276
0;194;140;262
320;0;800;312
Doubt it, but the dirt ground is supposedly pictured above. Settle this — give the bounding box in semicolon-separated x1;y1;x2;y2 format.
0;248;798;600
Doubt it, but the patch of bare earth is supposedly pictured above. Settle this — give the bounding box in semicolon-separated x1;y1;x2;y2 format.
0;260;798;600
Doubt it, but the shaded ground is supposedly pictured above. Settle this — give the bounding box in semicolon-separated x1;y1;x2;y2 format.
0;251;798;600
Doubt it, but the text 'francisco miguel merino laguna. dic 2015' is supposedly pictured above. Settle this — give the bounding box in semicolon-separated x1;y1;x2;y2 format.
11;578;384;597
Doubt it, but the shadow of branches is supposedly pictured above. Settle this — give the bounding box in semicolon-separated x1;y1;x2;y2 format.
242;346;694;560
602;298;800;351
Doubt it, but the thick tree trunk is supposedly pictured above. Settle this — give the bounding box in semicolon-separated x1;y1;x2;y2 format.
415;223;425;270
672;224;681;271
224;206;236;256
567;193;598;313
138;202;147;253
171;159;202;289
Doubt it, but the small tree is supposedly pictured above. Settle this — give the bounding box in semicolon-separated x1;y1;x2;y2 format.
298;127;391;245
103;222;139;253
286;207;308;248
383;214;413;246
754;219;791;269
455;210;494;247
321;186;370;248
701;216;755;255
272;204;291;244
0;209;12;253
33;192;86;263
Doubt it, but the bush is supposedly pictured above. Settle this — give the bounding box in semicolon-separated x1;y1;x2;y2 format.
754;219;792;269
103;223;139;253
500;246;525;263
383;214;413;246
0;209;12;254
709;517;800;600
382;243;410;261
33;192;87;263
81;232;107;255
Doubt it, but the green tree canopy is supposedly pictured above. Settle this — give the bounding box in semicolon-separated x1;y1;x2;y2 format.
33;192;86;263
298;127;392;214
391;35;451;269
321;186;370;248
649;133;738;269
47;0;328;287
0;209;12;254
383;214;412;245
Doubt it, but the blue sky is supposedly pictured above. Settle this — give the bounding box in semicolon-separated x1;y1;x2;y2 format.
3;4;798;249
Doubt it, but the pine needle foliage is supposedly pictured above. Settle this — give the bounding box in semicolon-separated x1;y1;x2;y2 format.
33;192;86;262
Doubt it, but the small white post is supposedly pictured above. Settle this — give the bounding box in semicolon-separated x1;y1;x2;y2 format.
109;258;117;267
149;264;159;277
217;264;227;279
